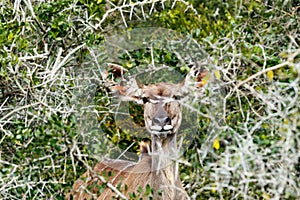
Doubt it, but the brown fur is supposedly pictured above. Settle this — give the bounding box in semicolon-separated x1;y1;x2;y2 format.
68;155;186;199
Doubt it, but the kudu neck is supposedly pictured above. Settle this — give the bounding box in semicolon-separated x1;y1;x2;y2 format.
150;133;182;199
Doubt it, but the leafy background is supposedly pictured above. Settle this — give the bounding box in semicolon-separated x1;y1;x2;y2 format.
0;0;299;199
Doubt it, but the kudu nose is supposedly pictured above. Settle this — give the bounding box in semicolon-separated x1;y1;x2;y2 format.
153;116;171;127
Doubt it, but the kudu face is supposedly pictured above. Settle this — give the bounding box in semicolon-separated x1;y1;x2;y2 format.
141;83;182;138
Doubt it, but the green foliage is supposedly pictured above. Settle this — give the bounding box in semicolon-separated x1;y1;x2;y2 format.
0;0;299;199
0;114;82;199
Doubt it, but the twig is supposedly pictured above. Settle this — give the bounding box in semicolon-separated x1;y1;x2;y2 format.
0;102;40;122
235;61;289;89
52;44;86;76
235;49;300;89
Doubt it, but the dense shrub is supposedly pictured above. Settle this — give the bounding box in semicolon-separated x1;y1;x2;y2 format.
0;0;299;199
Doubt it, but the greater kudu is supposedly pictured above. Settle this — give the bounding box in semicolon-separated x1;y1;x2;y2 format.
68;65;208;199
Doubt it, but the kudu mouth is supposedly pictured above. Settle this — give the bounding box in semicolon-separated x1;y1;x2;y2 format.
150;123;174;138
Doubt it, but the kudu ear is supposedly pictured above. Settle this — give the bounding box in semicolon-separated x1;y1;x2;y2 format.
104;64;143;103
180;66;210;93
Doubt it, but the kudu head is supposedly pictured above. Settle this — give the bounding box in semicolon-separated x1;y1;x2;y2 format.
105;65;208;143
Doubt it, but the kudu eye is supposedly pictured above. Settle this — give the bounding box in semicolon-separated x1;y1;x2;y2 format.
174;95;181;100
142;97;149;104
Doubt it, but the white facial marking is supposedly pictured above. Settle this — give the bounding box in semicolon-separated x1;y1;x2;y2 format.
151;125;163;131
149;99;159;104
163;125;173;130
